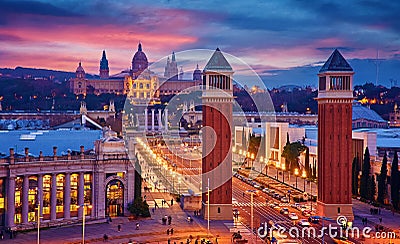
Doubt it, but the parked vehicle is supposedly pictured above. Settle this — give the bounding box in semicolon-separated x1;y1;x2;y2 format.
298;219;311;227
280;197;289;203
288;213;299;220
280;208;289;215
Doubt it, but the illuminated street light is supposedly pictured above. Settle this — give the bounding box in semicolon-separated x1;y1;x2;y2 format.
78;204;92;244
294;168;299;189
282;163;286;184
301;170;307;192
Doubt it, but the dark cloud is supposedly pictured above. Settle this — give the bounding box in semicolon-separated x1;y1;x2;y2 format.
0;0;79;17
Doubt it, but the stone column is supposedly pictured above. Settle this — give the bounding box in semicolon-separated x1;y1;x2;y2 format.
135;113;139;128
6;177;15;228
151;108;155;131
77;172;85;218
64;173;71;219
22;175;29;224
158;109;162;131
144;109;148;131
37;174;43;217
164;108;169;131
50;173;57;221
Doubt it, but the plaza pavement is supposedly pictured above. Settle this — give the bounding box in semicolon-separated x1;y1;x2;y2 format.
3;191;240;244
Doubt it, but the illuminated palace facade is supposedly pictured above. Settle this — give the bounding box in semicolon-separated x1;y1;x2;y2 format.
70;43;159;102
0;130;135;230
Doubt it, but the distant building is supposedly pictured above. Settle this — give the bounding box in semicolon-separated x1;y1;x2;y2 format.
158;53;202;96
69;43;159;102
352;103;388;129
389;103;400;127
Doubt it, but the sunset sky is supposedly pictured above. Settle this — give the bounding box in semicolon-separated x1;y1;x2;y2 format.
1;0;399;80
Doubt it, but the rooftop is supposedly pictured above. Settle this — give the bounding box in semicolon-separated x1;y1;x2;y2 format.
319;49;353;72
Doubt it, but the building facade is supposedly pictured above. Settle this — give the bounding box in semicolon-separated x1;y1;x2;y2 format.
0;129;135;230
316;49;354;220
201;48;233;220
69;43;159;100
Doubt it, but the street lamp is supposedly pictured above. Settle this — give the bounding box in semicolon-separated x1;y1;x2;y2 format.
260;156;264;174
282;163;286;184
78;203;92;244
294;168;299;189
246;190;257;243
36;188;42;244
301;170;307;192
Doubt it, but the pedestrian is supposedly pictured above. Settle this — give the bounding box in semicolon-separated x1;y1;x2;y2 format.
243;192;245;197
168;216;172;225
152;208;155;214
103;234;108;242
170;228;174;235
171;199;174;206
136;222;140;230
117;224;121;232
0;230;3;240
168;238;171;244
167;229;170;235
162;200;164;207
379;217;382;223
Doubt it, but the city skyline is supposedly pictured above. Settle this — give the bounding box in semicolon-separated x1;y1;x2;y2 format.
1;0;400;87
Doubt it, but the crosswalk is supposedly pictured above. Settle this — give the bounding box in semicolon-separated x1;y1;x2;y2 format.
233;202;267;207
224;222;250;234
233;202;291;207
181;167;201;171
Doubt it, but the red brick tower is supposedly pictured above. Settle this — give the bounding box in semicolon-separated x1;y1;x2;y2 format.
202;48;233;220
317;49;354;220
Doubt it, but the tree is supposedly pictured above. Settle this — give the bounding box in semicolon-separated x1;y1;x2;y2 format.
352;156;360;196
281;141;307;173
377;152;388;204
391;151;399;209
367;175;376;201
360;147;371;200
128;196;151;217
312;158;317;180
134;156;142;201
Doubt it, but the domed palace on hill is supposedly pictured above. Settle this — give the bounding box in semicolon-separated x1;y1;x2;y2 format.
69;43;202;102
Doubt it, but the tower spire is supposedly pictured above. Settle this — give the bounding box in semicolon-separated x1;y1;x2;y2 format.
172;51;176;62
138;42;142;51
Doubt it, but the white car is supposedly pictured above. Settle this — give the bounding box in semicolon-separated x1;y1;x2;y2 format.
298;219;311;227
288;213;299;220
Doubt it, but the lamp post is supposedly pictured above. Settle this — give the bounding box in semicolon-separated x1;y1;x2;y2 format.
294;168;299;189
79;203;92;244
36;188;42;244
260;156;264;174
207;178;210;238
246;190;257;243
250;153;255;169
301;170;307;192
282;163;286;184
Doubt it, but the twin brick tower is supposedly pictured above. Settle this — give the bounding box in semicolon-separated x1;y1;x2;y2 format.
201;48;354;221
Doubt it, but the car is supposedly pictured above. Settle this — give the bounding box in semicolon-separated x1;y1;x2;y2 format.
291;203;301;209
273;205;281;210
262;188;269;193
254;184;261;189
268;190;276;196
232;198;239;205
288;213;299;220
302;210;312;217
273;193;281;200
308;216;321;224
280;197;289;203
298;219;311;227
280;208;289;215
269;202;277;208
